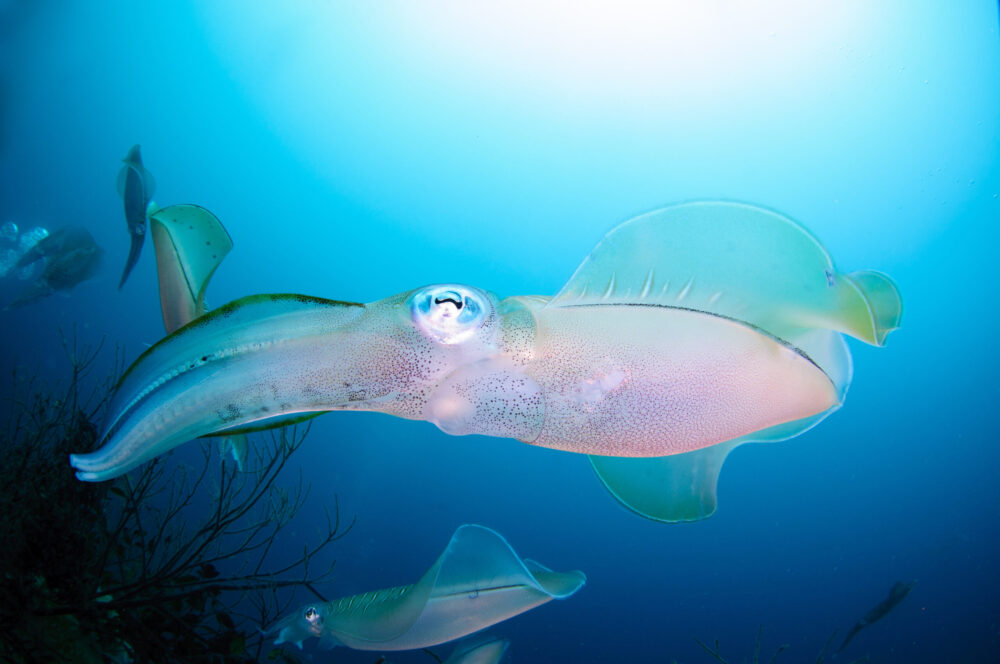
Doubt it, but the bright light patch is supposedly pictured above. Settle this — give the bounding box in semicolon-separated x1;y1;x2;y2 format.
398;1;853;108
195;2;996;255
199;1;856;121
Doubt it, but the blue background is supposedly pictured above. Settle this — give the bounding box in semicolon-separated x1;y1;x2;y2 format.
1;2;998;662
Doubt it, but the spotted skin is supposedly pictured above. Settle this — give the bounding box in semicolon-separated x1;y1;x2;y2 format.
71;202;899;485
71;285;836;481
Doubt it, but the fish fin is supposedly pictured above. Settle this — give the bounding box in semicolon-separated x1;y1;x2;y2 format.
149;204;233;334
549;201;902;347
590;413;835;523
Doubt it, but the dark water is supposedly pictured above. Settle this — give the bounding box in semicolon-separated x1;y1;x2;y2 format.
1;2;998;662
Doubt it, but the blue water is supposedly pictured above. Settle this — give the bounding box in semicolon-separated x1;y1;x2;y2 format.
2;2;998;662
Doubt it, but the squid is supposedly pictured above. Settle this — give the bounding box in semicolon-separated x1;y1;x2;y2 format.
271;525;582;651
70;201;902;522
116;144;156;290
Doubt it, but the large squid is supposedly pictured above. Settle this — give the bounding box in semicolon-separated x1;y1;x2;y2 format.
71;202;902;522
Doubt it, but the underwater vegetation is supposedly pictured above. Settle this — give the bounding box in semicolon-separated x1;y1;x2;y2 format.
0;340;349;663
69;200;902;527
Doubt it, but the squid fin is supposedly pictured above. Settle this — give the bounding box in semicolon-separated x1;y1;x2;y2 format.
590;413;833;523
590;443;738;523
150;203;233;333
550;201;902;347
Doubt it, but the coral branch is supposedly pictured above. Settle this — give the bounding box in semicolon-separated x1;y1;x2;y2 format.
0;342;351;663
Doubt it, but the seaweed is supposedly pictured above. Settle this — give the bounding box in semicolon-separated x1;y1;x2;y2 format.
0;339;352;663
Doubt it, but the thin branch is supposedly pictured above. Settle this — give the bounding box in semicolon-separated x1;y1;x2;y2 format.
815;630;838;664
3;339;351;662
694;637;729;664
767;644;789;664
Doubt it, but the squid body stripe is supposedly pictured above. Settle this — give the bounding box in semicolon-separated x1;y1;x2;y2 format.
103;338;283;442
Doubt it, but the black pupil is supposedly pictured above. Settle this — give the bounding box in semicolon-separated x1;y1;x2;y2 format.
434;295;463;309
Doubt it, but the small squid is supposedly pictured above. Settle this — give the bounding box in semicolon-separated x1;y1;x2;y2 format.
271;525;581;652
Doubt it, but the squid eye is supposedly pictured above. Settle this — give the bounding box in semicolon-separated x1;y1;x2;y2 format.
304;606;322;625
410;285;490;344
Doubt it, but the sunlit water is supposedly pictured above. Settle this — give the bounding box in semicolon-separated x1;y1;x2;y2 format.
1;2;998;662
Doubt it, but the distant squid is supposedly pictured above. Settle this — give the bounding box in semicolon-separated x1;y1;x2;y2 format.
839;580;915;652
71;201;902;522
117;144;156;289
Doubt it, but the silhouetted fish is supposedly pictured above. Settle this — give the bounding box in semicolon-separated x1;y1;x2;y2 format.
116;144;156;289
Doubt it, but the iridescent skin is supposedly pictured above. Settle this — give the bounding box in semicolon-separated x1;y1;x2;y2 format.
69;285;831;482
422;293;837;456
71;202;901;501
